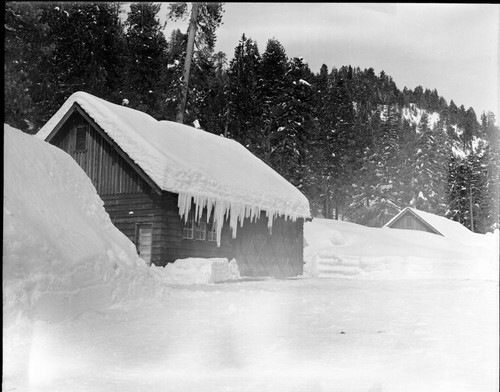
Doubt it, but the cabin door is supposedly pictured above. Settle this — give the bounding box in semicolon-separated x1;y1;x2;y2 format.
136;223;153;265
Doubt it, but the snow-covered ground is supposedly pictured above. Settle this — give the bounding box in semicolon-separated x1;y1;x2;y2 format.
4;279;498;392
3;124;499;391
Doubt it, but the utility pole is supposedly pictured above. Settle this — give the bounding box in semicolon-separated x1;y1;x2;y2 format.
176;2;199;124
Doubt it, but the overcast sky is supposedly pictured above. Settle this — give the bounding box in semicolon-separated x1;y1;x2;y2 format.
148;3;499;117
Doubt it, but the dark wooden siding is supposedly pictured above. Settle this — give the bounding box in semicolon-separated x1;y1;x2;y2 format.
50;111;150;195
389;212;437;234
101;192;234;266
233;214;304;277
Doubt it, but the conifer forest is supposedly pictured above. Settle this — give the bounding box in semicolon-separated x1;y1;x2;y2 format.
5;2;499;233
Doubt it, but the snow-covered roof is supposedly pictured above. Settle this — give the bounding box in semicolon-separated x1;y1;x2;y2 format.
36;92;310;244
384;207;474;241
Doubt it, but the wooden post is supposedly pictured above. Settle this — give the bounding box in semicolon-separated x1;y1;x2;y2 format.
176;3;199;124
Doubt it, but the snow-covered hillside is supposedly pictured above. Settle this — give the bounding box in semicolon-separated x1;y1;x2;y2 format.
400;104;441;130
3;124;498;392
398;104;487;157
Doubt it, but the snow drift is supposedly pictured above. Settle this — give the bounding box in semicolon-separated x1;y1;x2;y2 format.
3;124;164;324
303;218;498;280
153;258;241;285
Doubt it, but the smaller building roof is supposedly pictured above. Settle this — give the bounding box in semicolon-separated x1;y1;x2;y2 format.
384;207;474;241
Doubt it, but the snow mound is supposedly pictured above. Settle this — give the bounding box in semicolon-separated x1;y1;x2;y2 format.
152;258;241;285
303;218;498;280
3;124;162;325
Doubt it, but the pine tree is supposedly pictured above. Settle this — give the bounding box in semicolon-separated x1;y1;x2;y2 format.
4;2;51;133
329;71;356;219
123;2;169;118
196;50;228;134
482;112;500;231
309;64;336;217
226;34;263;147
346;104;402;226
269;56;315;190
410;114;449;214
446;152;489;232
167;2;224;123
164;28;187;120
40;3;126;108
186;50;227;133
258;38;289;164
462;107;479;150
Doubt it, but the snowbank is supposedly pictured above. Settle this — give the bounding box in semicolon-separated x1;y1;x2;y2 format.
152;258;241;285
4;125;244;327
3;124;163;324
303;218;498;280
36;92;311;246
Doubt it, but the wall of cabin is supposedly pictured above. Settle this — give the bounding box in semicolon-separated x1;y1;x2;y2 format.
233;215;304;277
50;112;149;195
101;192;234;266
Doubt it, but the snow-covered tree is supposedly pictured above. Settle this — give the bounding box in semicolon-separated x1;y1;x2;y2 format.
41;3;126;104
481;111;500;231
269;56;315;190
4;2;51;133
257;38;289;164
410;114;450;215
123;2;168;118
226;34;263;147
167;2;224;123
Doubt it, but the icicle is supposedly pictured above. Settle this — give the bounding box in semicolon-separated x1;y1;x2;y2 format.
178;191;306;248
177;193;193;223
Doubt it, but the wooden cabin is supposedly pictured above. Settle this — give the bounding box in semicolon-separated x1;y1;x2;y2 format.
384;207;441;235
36;92;311;277
384;206;474;240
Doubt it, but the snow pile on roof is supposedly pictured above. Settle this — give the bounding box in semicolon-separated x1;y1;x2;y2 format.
304;218;498;280
384;207;482;244
36;92;311;245
3;124;164;324
152;258;240;285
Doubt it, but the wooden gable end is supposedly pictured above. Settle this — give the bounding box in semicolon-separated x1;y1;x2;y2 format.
388;210;441;235
45;103;161;196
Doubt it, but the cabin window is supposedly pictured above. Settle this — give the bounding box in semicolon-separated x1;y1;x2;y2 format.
182;212;194;239
207;218;216;242
183;211;212;241
75;125;88;152
194;221;206;241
